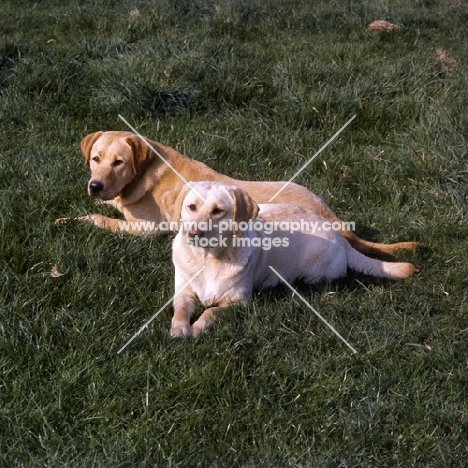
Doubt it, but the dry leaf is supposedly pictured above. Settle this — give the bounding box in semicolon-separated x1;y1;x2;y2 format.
436;48;456;68
321;291;336;302
50;266;67;278
367;20;400;32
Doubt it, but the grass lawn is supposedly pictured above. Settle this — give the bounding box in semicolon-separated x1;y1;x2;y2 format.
1;0;467;466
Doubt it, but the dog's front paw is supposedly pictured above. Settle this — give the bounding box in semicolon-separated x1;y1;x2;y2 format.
170;323;192;338
76;214;105;225
191;320;208;339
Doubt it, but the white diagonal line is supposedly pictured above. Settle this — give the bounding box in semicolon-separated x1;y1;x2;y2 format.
268;115;356;202
268;266;357;354
118;114;207;202
117;266;206;354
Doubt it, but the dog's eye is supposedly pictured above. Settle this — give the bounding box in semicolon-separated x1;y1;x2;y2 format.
211;207;224;216
113;160;124;167
188;204;197;212
92;156;100;163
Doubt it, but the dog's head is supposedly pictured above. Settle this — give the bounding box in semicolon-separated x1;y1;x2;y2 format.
162;181;259;247
81;131;154;200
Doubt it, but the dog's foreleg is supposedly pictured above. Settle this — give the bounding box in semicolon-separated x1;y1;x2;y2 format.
56;214;160;235
171;294;195;338
55;214;123;233
76;214;123;232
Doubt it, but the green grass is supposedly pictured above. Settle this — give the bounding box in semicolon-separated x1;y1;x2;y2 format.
1;0;467;466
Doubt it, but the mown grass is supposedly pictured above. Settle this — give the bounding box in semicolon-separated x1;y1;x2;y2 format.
1;0;467;466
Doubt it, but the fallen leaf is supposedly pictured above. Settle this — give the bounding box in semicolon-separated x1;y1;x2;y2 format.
436;48;456;68
367;20;400;32
50;266;67;278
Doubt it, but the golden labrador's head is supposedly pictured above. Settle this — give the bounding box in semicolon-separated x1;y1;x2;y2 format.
81;131;154;200
163;181;259;247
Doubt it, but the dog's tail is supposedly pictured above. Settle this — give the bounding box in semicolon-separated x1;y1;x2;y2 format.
344;230;421;255
317;206;421;255
345;242;417;280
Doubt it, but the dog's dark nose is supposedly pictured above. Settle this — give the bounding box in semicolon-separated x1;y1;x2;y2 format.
188;230;204;238
89;180;104;195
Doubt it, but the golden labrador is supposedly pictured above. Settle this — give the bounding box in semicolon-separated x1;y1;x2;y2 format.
166;182;417;338
71;130;420;255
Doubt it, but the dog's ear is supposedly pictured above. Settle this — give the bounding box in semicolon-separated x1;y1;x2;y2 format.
126;135;156;175
161;185;191;222
226;186;259;238
81;131;103;165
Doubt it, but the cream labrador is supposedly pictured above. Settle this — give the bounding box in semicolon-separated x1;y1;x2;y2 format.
165;182;417;338
65;130;420;255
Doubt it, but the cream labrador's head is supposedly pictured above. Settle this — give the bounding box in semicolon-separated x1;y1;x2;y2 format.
163;181;259;247
81;131;153;200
